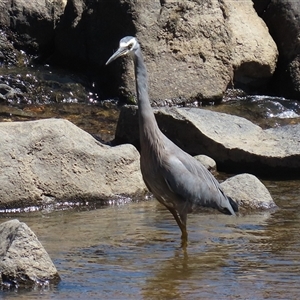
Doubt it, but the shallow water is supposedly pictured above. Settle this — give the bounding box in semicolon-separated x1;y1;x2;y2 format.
0;102;119;143
1;61;300;299
205;95;300;129
0;179;300;300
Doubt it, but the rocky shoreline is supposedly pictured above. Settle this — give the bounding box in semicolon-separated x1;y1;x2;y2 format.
0;0;299;289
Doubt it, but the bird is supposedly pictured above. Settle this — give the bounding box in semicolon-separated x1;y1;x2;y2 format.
106;36;238;246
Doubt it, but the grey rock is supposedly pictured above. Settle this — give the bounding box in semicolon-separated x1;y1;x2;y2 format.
221;174;278;211
194;155;217;173
0;219;60;289
0;118;146;209
115;105;300;176
0;0;280;100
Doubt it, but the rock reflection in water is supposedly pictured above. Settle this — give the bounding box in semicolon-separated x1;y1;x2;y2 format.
0;179;300;299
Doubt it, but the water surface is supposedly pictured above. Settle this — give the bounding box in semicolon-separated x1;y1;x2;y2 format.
0;179;299;299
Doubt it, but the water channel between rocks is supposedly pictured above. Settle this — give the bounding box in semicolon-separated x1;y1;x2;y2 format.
0;100;300;299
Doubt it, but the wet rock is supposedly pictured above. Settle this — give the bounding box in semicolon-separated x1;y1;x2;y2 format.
115;105;300;176
0;118;146;209
208;95;300;129
0;29;19;67
55;0;277;102
0;219;60;289
221;174;278;211
0;83;23;102
0;66;93;105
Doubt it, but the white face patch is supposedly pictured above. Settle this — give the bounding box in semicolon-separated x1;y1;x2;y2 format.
119;37;137;50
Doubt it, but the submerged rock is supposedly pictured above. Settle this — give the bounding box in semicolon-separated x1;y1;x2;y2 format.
0;118;146;209
221;174;278;212
0;219;60;289
115;105;300;176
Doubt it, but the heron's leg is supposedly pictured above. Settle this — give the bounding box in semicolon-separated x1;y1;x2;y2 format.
179;212;188;248
168;207;188;246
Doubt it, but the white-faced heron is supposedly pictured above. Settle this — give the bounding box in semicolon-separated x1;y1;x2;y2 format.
106;36;238;246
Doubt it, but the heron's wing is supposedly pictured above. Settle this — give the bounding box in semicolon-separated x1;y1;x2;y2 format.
161;151;235;215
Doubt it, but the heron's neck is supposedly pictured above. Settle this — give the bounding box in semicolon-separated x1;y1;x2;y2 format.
133;48;163;151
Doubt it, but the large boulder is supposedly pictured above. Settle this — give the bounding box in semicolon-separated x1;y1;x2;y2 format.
0;118;146;209
114;105;300;176
0;219;60;289
258;0;300;99
54;0;277;102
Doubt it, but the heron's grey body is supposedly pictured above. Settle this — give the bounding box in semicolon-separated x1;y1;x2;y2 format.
106;36;238;244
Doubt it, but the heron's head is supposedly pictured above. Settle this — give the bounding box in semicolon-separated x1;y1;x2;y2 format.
106;36;138;65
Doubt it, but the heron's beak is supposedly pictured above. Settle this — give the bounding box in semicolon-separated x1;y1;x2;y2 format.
106;47;127;65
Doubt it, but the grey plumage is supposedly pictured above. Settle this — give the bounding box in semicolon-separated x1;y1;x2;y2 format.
106;36;238;245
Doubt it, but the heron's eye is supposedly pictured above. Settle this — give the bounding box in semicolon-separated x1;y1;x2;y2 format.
127;43;133;50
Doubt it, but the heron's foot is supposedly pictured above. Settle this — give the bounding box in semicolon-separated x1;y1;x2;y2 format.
180;231;188;249
181;238;188;249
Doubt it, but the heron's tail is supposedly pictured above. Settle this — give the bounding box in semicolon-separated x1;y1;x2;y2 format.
220;195;238;215
219;189;239;215
228;196;238;213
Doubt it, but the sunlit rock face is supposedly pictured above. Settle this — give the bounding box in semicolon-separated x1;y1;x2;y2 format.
221;174;278;212
0;118;147;210
0;219;60;289
115;105;300;176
